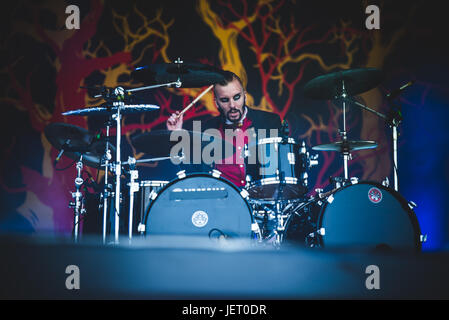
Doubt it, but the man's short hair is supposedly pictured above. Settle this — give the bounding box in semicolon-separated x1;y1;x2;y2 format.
214;71;245;95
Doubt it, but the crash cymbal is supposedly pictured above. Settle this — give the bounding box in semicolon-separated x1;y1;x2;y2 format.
132;61;227;88
44;123;116;168
312;140;378;152
304;68;384;100
62;104;160;117
45;123;94;153
132;130;234;158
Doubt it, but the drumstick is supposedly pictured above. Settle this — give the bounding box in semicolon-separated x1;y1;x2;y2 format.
175;85;214;119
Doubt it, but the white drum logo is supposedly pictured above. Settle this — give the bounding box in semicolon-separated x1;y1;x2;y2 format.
192;210;209;228
368;187;383;204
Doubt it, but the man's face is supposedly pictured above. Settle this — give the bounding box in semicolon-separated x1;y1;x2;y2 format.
214;78;246;123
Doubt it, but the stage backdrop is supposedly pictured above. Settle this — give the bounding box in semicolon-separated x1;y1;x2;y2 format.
0;0;448;250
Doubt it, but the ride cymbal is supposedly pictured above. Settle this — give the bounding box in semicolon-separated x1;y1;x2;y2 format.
312;140;378;153
132;62;227;88
304;68;384;100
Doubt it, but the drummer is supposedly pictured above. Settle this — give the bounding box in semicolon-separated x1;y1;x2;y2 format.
167;71;281;187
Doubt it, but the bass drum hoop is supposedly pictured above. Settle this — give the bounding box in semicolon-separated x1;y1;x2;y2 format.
317;181;422;251
143;173;255;235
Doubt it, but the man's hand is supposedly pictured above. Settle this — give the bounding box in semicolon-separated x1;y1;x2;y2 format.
166;112;183;130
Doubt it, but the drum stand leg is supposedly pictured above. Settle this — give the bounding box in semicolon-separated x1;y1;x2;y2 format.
127;158;139;243
70;157;85;243
101;121;113;244
112;101;123;244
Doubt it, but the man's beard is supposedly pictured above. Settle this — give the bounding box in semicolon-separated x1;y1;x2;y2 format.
226;108;243;123
222;98;246;123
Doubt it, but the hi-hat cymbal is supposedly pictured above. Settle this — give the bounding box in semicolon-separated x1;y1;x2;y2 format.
44;123;116;168
304;68;384;100
132;62;226;88
312;140;378;153
132;130;234;158
62;104;160;117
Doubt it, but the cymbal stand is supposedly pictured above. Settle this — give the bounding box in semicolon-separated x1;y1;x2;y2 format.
70;155;85;242
100;82;183;244
336;78;350;180
346;97;400;192
101;121;113;244
112;89;124;244
127;157;139;243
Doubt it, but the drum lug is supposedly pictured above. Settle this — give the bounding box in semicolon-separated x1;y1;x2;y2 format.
137;223;146;233
176;170;187;179
309;228;326;238
382;177;390;188
309;154;319;168
127;171;140;193
149;190;158;201
300;141;307;154
420;234;427;243
211;169;222;178
408;201;418;209
240;189;249;199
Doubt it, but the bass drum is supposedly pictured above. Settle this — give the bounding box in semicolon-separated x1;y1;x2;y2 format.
144;173;255;239
316;182;422;251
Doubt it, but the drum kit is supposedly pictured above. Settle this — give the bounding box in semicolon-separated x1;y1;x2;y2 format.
45;59;424;252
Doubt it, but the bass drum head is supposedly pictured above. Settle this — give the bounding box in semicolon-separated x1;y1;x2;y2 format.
145;174;254;238
318;182;421;251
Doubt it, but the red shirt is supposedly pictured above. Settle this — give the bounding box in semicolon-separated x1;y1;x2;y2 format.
214;118;253;188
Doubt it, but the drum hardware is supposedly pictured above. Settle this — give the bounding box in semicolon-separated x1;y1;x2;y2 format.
305;68;383;180
68;156;86;242
62;87;163;243
101;120;113;244
44;123;117;243
329;176;359;189
323;78;414;192
127;157;139;242
177;170;187;179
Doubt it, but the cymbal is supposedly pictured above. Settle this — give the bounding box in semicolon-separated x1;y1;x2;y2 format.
132;130;234;158
45;123;94;153
132;62;226;88
62;104;160;117
312;140;378;152
44;123;116;168
304;68;384;100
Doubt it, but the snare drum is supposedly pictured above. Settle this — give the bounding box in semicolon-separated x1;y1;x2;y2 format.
144;173;256;238
314;182;422;251
245;137;309;200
